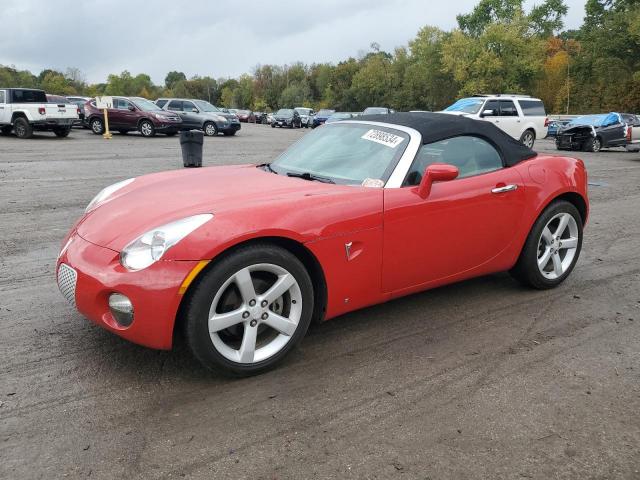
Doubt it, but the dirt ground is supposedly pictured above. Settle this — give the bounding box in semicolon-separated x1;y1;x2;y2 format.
1;124;639;479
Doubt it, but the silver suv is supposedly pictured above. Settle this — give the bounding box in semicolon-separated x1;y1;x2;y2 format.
155;98;241;136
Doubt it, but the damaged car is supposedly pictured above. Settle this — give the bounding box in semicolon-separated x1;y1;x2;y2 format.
555;113;627;152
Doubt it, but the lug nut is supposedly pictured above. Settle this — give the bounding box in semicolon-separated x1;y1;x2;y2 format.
242;311;250;319
250;319;257;327
249;299;256;307
261;312;269;320
261;300;268;307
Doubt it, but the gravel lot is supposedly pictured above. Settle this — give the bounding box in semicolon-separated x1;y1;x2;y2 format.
1;124;639;479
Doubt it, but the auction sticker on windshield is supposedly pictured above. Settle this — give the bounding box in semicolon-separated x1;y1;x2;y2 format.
361;129;404;148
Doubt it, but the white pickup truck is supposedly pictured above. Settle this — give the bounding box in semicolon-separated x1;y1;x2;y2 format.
622;113;640;152
0;88;78;138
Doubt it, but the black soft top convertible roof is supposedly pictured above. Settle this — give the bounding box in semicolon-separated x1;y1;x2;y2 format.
358;112;537;167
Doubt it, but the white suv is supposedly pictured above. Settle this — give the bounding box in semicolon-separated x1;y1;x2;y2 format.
441;95;548;148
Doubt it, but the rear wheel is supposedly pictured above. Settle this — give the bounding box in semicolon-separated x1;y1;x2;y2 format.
184;244;314;377
53;126;71;137
520;129;535;148
14;117;33;139
204;122;218;136
139;120;155;137
510;200;583;289
90;117;104;135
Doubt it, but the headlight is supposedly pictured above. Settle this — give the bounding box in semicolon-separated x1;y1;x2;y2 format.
85;178;134;213
120;214;213;271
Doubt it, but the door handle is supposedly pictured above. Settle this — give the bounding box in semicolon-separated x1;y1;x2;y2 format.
492;184;518;194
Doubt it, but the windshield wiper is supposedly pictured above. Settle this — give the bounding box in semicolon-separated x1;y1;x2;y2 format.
286;172;335;184
257;163;278;174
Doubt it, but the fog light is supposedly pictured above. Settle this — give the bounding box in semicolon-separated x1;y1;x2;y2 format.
108;293;134;327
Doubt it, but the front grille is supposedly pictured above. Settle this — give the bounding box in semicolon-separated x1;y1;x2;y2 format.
57;263;77;307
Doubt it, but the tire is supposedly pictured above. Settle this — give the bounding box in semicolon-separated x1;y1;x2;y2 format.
271;124;276;128
14;117;33;139
90;117;104;135
203;122;218;137
520;129;535;149
139;120;155;137
288;122;293;129
53;126;71;138
584;136;602;152
510;200;583;290
183;244;314;377
1;125;12;135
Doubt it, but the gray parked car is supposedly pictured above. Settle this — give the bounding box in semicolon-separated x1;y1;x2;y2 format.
155;98;241;136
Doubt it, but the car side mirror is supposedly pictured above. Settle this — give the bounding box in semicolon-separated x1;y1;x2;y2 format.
128;105;135;111
192;108;199;113
481;109;494;117
418;163;459;199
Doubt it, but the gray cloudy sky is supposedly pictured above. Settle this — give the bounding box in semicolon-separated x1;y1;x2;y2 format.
0;0;587;84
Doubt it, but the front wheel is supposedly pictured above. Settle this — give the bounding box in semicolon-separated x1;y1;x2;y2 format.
139;120;155;137
510;200;583;289
520;129;535;148
203;122;218;136
584;136;601;152
183;244;314;377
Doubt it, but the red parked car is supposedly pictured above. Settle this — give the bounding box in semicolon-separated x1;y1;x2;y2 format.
85;96;182;137
235;109;255;123
57;113;588;376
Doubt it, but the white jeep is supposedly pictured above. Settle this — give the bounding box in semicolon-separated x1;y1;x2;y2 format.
441;95;548;148
0;88;78;139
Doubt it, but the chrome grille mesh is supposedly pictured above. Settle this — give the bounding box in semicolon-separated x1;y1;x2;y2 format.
57;264;77;307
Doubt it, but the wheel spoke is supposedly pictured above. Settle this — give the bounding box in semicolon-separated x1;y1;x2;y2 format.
538;248;552;269
541;227;553;244
238;325;257;363
263;273;296;304
560;237;578;249
552;253;563;276
555;214;570;237
234;268;256;304
209;308;245;333
263;312;297;336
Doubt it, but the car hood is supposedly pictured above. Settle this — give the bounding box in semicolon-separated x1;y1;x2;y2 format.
76;165;359;251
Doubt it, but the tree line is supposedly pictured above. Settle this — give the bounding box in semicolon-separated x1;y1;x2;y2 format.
1;0;638;114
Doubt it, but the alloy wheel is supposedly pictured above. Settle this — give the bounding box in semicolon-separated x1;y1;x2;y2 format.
91;120;102;134
536;212;579;280
205;123;217;136
208;263;302;364
140;121;153;137
522;131;535;148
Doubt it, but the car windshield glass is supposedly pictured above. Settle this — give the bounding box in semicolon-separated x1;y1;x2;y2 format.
569;114;607;127
363;107;387;114
132;97;162;111
194;100;220;112
444;98;485;114
277;109;293;115
271;123;409;185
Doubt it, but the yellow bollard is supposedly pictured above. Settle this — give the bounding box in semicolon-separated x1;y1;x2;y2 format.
102;108;112;139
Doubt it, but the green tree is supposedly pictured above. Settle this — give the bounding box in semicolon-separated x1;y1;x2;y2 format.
165;71;186;89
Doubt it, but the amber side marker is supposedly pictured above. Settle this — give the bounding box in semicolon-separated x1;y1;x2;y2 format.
178;260;210;295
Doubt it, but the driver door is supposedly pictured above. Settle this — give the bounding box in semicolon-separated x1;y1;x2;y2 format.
382;136;526;293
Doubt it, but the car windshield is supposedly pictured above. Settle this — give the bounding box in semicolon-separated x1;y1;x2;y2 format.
317;109;334;117
568;114;607;127
444;98;485;114
277;109;293;116
363;107;388;115
194;100;220;112
270;123;409;185
131;97;162;111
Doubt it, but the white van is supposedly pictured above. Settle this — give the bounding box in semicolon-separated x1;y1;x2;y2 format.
441;95;548;148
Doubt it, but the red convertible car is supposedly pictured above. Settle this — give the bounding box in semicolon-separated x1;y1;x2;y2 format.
57;113;588;376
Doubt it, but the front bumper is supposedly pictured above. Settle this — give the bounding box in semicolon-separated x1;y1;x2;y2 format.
56;232;199;350
219;122;241;133
155;122;182;133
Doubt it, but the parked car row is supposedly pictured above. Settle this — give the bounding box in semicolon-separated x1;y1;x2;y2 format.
554;112;640;152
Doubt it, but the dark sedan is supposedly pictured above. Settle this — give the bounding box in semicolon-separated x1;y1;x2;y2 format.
271;108;301;128
555;113;627;152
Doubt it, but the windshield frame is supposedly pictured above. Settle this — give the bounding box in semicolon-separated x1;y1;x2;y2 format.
269;120;421;188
